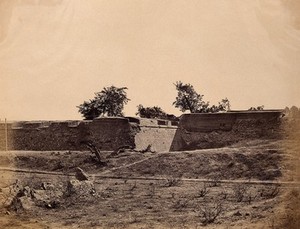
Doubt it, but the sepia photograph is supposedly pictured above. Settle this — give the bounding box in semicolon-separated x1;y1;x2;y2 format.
0;0;300;228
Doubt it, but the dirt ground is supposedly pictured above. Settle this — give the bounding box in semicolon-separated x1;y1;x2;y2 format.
0;135;299;228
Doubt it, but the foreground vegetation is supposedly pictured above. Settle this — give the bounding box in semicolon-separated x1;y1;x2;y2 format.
0;136;299;228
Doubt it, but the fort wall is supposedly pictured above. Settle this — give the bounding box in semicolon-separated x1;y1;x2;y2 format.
0;118;135;151
0;110;283;152
170;111;283;151
135;118;178;152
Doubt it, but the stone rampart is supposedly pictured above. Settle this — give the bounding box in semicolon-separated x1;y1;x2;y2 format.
134;118;178;152
0;110;283;152
170;110;283;151
0;118;135;151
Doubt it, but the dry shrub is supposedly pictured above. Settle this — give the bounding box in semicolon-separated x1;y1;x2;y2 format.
220;188;228;200
164;177;182;187
260;184;280;199
206;178;221;187
147;185;156;198
198;200;223;225
128;181;137;192
232;183;247;202
196;183;209;198
173;199;189;211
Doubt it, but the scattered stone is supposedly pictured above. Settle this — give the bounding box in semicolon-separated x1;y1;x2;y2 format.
31;188;63;208
67;179;95;196
41;182;55;190
32;190;49;202
11;179;23;193
9;182;64;211
19;196;34;210
9;195;34;211
233;211;242;217
23;186;31;197
75;167;89;181
0;188;14;208
45;200;60;209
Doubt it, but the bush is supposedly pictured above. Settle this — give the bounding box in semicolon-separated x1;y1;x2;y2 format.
232;183;247;202
198;200;223;225
196;183;209;198
164;177;182;187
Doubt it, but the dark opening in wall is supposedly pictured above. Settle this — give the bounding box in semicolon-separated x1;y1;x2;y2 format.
126;117;140;124
171;121;179;126
157;120;168;126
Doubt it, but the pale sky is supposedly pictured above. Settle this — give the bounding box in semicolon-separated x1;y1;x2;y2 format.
1;0;300;121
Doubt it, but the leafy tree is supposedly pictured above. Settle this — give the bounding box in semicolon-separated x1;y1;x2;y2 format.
77;86;129;120
173;81;209;113
136;105;167;119
248;105;264;111
173;81;230;113
136;105;178;120
77;99;100;120
218;97;231;111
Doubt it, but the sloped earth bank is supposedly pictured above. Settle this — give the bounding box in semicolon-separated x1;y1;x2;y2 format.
0;138;299;228
2;140;283;181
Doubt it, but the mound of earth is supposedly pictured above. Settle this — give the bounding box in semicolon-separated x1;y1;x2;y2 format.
3;140;283;181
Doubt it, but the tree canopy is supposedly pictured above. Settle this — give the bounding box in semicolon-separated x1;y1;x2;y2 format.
173;81;208;113
136;105;166;119
173;81;230;113
77;86;129;120
248;105;264;111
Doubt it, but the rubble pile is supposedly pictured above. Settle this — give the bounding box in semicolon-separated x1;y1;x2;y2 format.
6;167;96;212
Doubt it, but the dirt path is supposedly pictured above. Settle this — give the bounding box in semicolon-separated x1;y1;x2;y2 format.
100;152;160;175
0;166;299;187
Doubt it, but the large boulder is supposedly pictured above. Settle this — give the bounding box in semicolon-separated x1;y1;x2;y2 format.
0;180;23;208
9;186;34;212
75;167;89;181
66;179;95;197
